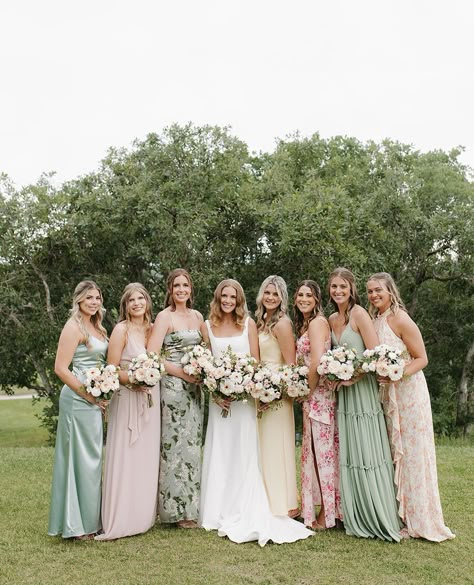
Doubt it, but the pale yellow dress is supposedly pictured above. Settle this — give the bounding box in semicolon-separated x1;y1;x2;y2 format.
257;332;299;516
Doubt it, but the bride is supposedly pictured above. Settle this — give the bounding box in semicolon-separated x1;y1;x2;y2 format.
199;279;313;546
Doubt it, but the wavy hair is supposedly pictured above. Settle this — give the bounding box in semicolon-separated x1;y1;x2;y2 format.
328;267;360;324
164;268;194;311
293;280;324;337
70;280;107;347
367;272;406;318
255;275;289;334
118;282;154;341
209;279;248;329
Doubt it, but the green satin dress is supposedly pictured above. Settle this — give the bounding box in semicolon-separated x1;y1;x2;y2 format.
48;336;107;538
334;322;402;542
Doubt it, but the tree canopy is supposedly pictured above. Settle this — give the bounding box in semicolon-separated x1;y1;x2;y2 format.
1;124;473;440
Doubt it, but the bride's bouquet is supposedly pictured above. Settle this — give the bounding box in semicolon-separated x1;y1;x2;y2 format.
83;364;120;403
203;346;258;417
250;366;282;418
181;343;214;382
279;360;311;399
317;345;360;383
360;344;406;382
128;351;165;406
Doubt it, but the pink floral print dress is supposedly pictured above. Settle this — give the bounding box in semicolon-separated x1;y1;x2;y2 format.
297;317;342;528
374;310;455;541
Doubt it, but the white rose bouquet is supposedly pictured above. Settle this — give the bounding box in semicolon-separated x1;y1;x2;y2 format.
317;345;360;383
360;344;406;382
127;351;165;406
280;360;310;399
250;366;283;418
181;343;214;382
83;364;120;420
203;346;258;417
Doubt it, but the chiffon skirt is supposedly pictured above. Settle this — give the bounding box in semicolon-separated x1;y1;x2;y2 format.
337;375;403;542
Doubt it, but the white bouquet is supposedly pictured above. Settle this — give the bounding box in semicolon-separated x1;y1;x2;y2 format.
280;360;310;399
317;345;359;382
83;364;120;402
181;343;214;382
127;351;165;406
360;344;406;381
203;346;258;417
250;366;282;418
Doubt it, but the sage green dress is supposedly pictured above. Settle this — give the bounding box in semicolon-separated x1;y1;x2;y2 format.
158;329;203;523
48;336;107;538
334;322;402;542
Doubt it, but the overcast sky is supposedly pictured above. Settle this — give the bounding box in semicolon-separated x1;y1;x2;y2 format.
1;0;473;187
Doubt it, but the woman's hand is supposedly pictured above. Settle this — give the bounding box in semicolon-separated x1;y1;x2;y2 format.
257;401;270;412
128;384;150;393
214;396;232;412
376;375;390;385
336;373;363;389
97;399;109;414
320;376;338;392
181;372;201;384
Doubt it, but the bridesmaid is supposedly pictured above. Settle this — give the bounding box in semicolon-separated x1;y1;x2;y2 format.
255;275;299;518
294;280;342;529
96;283;161;540
147;268;204;529
367;272;455;541
48;280;108;540
328;267;402;542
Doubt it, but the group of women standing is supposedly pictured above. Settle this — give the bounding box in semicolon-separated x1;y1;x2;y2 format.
48;267;454;545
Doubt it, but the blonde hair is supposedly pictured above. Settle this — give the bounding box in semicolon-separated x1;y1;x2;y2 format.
70;280;107;347
293;280;325;337
328;267;360;324
164;268;194;310
255;275;289;334
118;282;154;341
209;279;248;329
367;272;406;318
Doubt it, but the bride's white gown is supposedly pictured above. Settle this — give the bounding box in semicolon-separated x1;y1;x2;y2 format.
199;318;313;546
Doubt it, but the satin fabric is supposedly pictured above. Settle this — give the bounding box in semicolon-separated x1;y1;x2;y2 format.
96;332;160;540
48;336;107;538
257;332;299;516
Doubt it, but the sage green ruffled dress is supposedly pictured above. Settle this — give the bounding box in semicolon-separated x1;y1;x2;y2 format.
334;323;402;542
48;336;107;538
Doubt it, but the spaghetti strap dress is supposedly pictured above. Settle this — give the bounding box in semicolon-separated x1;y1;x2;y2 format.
334;321;403;542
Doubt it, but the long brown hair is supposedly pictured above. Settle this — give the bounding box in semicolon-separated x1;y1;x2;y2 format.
118;282;154;341
328;267;360;324
293;280;324;337
255;275;289;334
164;268;194;310
70;280;107;347
367;272;406;318
209;279;248;329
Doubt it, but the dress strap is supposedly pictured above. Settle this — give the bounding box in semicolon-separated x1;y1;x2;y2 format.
243;316;250;333
169;310;175;333
205;320;214;339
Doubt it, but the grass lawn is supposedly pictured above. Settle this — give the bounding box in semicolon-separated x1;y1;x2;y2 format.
0;401;472;585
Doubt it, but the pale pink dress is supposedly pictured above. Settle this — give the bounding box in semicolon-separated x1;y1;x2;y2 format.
96;332;161;540
374;311;455;542
297;317;342;528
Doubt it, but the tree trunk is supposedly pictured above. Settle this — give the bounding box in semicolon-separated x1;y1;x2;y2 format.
456;339;474;436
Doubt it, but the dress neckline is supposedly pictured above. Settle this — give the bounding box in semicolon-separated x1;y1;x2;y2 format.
206;318;248;339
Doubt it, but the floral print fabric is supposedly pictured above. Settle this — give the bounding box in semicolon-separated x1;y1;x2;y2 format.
158;330;203;523
374;313;455;542
297;322;342;528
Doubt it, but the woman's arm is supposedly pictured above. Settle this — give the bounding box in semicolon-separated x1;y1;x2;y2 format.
107;323;129;385
200;321;211;347
274;318;296;365
148;310;198;382
352;306;379;350
392;312;428;376
54;321;98;405
307;318;329;392
247;319;260;361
